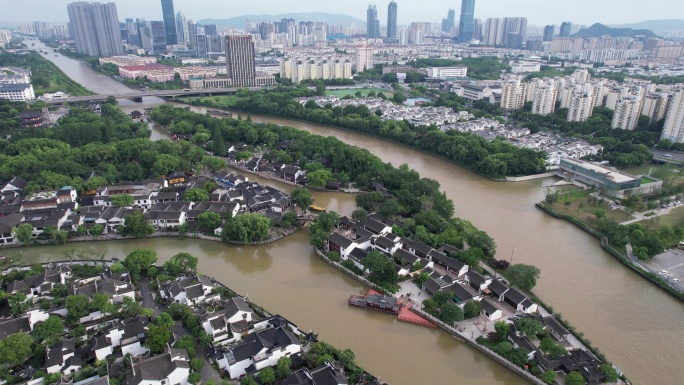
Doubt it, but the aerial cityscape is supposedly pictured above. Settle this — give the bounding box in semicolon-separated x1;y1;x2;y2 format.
1;1;684;385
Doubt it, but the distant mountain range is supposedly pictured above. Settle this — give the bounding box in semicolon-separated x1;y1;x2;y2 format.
612;19;684;33
198;12;365;28
573;23;657;38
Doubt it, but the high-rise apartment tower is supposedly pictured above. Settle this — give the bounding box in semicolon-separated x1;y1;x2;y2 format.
67;2;123;57
225;35;257;87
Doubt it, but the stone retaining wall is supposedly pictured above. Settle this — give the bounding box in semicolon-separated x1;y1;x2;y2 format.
409;307;545;385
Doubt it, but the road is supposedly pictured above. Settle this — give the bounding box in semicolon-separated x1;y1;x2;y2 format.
651;149;684;164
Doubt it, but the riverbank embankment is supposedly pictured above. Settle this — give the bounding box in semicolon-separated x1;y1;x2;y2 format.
536;202;684;304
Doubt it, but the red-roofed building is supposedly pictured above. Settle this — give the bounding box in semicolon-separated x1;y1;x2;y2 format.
119;64;175;82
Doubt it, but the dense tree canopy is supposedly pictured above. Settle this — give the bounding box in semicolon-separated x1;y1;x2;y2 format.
174;88;546;179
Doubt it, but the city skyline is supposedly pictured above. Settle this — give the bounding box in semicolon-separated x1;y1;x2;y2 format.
2;0;683;27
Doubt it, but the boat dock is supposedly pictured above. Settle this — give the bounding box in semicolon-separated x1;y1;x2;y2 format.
349;289;436;328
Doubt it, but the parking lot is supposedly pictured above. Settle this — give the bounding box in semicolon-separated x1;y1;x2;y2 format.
646;248;684;288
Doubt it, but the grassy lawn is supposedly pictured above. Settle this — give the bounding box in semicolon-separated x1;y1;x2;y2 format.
325;87;394;98
179;95;238;109
549;187;635;223
641;206;684;229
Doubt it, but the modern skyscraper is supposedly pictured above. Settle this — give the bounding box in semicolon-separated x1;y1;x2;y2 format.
445;9;456;34
543;25;555;42
661;88;684;143
458;0;475;43
125;18;140;46
225;35;256;87
559;22;572;37
67;2;123;57
175;11;188;45
367;5;380;39
160;0;177;44
204;24;218;36
387;1;398;43
150;21;167;54
187;20;196;48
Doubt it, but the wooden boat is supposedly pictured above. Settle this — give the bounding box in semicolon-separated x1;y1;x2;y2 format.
308;204;326;212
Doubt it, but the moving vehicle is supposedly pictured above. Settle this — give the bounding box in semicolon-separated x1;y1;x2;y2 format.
665;154;672;157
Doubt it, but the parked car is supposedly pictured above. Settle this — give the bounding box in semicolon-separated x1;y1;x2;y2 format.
673;279;680;283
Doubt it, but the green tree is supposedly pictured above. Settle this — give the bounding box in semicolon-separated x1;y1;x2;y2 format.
91;293;117;315
393;92;407;104
32;316;64;345
188;373;202;385
280;211;299;228
202;180;218;193
463;301;483;319
52;229;68;245
112;194;135;207
514;318;544;338
212;132;226;157
184;188;209;202
189;358;204;371
258;367;275;385
201;156;226;171
154;312;175;329
0;332;33;367
110;261;127;273
439;302;464;324
222;213;272;244
91;224;105;236
276;356;292;379
307;169;331;188
351;208;368;223
539;337;567;359
164;252;199;276
599;363;619;383
505;264;541;291
291;187;314;214
12;223;34;244
178;223;189;239
145;324;172;354
541;369;556;384
240;375;257;385
120;211;154;238
120;296;151;319
494;320;509;342
565;371;584;385
123;248;158;276
66;294;91;322
338;348;356;370
197;212;222;233
174;335;196;358
594;209;606;219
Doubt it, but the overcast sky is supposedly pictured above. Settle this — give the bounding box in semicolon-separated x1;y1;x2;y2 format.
1;0;682;26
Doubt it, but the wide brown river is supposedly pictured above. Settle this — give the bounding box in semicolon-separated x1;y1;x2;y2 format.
12;40;684;384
